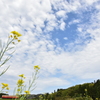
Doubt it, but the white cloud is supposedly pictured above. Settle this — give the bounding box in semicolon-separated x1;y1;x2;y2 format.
59;19;66;30
64;37;68;40
83;0;99;5
56;10;66;18
0;0;100;95
68;19;80;26
34;77;70;93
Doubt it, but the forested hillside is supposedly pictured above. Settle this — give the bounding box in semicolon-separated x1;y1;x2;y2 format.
41;79;100;100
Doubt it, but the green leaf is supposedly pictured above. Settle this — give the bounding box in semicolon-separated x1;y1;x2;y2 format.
0;66;10;76
6;47;15;51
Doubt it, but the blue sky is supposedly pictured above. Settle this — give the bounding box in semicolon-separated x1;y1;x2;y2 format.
0;0;100;95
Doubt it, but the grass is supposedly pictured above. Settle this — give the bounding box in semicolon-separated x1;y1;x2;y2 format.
0;98;82;100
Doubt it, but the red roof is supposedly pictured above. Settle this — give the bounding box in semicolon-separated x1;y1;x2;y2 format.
2;95;19;99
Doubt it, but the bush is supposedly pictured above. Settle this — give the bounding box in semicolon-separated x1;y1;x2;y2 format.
74;96;93;100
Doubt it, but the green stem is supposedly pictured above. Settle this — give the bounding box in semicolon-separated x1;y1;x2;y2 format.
0;38;14;61
28;70;38;91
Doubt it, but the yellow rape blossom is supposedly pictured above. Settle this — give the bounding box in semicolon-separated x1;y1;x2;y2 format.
34;65;40;70
6;87;10;90
17;88;21;91
14;36;18;40
17;79;24;86
2;86;5;89
18;40;21;42
24;91;30;94
9;35;13;38
12;42;15;44
1;83;9;87
10;31;22;37
1;83;9;91
19;74;26;78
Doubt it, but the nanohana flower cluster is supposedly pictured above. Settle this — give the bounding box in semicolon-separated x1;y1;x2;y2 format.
1;83;9;89
16;65;40;96
0;31;40;100
9;31;22;43
1;83;10;93
34;65;40;70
